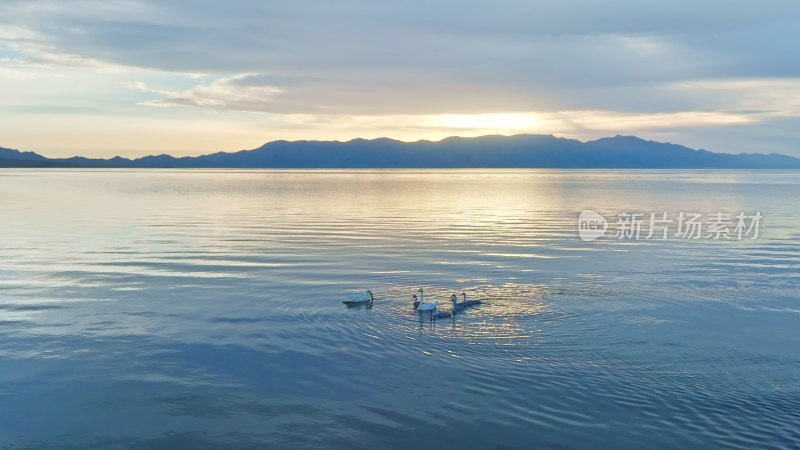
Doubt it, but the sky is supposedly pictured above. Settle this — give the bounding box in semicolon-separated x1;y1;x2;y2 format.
1;0;799;158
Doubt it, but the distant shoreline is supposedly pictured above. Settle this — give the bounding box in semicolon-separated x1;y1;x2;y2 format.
3;134;800;169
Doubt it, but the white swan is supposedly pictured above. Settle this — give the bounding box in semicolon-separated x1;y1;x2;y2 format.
415;287;439;311
342;290;373;305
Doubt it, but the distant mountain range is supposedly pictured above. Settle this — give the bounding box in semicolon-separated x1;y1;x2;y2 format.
2;134;800;168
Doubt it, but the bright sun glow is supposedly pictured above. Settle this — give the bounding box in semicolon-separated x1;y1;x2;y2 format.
431;113;543;130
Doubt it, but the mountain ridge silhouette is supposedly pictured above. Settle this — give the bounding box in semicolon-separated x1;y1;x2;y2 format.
2;134;799;168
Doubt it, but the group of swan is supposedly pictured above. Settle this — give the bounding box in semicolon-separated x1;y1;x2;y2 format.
451;292;482;309
414;288;481;318
343;288;482;318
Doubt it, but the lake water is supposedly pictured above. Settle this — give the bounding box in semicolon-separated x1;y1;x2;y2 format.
1;169;799;449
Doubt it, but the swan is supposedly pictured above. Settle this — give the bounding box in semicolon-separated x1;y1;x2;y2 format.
342;290;373;305
433;307;452;319
450;294;467;312
412;294;420;309
462;292;482;307
416;288;439;311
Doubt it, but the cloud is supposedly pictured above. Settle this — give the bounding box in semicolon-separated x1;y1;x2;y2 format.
0;24;127;72
0;66;39;80
130;74;283;110
4;1;798;81
675;78;800;116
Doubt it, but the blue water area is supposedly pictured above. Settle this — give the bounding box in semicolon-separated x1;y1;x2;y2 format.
1;169;798;448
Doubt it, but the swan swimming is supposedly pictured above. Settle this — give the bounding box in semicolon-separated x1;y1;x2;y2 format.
433;307;452;319
450;294;467;312
461;292;482;307
412;294;420;309
342;290;373;305
415;288;439;311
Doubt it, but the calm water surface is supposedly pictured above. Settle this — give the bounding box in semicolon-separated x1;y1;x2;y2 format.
1;169;799;449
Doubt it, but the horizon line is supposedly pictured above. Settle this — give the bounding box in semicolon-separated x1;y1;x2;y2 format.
1;133;722;161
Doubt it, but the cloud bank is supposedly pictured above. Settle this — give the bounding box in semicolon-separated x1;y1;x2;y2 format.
1;0;799;157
